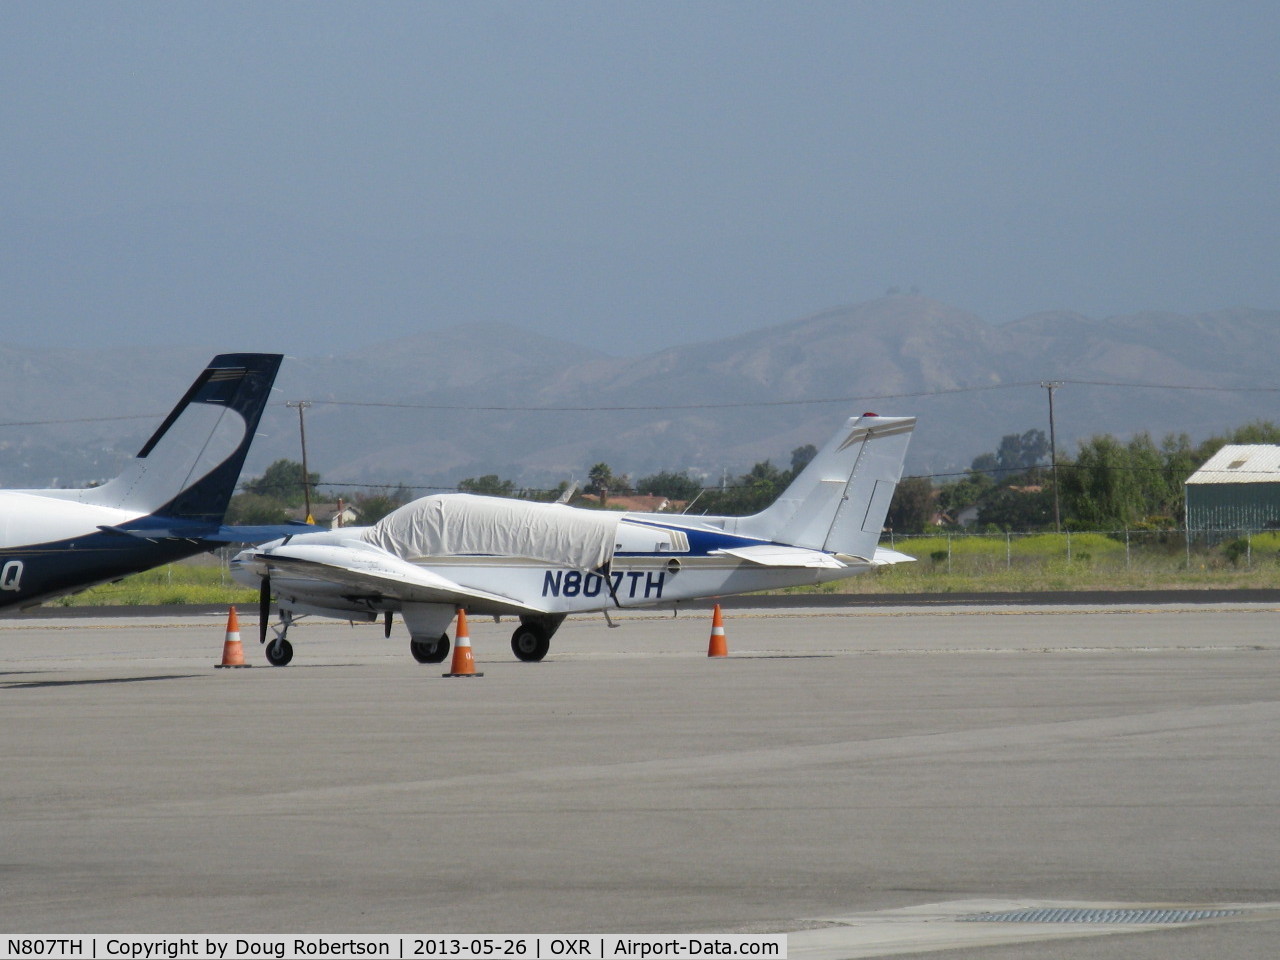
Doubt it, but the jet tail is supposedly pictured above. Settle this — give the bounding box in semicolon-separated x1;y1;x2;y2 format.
75;353;284;523
732;414;916;561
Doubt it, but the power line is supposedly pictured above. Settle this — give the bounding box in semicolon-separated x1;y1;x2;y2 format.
292;377;1280;412
5;376;1279;429
298;381;1043;412
0;414;161;428
1062;378;1280;394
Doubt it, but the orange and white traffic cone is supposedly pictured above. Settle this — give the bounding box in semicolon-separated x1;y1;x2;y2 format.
707;603;728;658
214;606;251;668
443;608;484;678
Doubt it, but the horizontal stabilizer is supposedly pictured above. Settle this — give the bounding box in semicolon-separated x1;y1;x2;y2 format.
97;521;320;544
710;544;847;569
97;522;215;541
207;522;323;543
870;547;916;566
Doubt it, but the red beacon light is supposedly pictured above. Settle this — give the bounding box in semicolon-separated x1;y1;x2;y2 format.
862;411;879;417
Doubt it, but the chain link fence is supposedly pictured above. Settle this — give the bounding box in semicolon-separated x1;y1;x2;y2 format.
880;528;1280;576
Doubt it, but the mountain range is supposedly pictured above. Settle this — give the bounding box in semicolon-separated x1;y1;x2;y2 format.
3;296;1278;492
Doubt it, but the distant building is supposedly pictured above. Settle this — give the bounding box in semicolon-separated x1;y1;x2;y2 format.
1185;445;1280;535
285;500;361;529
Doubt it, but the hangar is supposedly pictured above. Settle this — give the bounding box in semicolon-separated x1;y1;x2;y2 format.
1185;444;1280;535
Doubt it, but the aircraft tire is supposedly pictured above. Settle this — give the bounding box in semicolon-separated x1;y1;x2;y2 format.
265;637;294;667
410;634;451;664
511;625;550;662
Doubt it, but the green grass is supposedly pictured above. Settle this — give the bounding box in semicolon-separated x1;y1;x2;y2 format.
60;563;258;607
842;531;1280;593
54;531;1280;606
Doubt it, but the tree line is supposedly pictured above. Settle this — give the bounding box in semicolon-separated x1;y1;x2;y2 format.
225;444;820;527
888;421;1280;534
228;420;1280;533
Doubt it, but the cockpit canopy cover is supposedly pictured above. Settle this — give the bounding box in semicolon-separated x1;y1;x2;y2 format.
363;493;619;571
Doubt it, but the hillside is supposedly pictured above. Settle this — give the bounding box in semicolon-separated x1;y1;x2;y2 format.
3;297;1278;490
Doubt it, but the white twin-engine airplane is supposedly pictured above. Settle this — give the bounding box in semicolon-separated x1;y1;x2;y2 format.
232;412;916;666
0;353;305;612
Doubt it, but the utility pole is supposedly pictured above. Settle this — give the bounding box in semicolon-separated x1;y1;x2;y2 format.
287;400;314;523
1041;381;1063;532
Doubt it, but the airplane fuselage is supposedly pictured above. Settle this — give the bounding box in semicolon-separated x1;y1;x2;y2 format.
0;491;216;610
231;513;868;622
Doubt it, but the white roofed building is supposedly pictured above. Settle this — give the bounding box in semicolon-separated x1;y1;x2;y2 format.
1185;445;1280;536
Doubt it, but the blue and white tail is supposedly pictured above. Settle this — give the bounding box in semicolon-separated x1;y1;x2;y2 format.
733;414;916;561
72;353;284;523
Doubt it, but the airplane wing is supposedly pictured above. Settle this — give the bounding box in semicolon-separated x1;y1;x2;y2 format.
710;544;848;568
253;544;550;614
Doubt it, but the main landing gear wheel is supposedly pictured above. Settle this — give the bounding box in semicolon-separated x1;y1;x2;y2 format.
511;624;550;662
410;634;451;664
265;637;294;666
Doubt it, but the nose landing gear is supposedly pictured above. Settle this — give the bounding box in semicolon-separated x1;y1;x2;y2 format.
263;608;295;666
410;633;451;664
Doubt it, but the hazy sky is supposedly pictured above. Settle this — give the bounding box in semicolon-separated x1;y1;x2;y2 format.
2;1;1276;356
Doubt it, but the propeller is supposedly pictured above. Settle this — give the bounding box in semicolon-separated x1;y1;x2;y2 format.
259;577;271;644
384;611;393;638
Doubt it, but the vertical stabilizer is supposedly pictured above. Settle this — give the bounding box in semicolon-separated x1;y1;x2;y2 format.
80;353;284;522
734;414;915;559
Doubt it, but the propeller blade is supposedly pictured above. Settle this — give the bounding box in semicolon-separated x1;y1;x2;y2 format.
384;611;393;638
259;578;271;644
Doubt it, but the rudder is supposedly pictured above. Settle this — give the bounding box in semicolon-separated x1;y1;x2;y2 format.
821;417;914;558
734;414;915;560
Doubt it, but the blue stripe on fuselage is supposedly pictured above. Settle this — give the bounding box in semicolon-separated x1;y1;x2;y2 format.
616;517;774;558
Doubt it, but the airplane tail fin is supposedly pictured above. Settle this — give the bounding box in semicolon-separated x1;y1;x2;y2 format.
734;414;916;561
80;353;284;523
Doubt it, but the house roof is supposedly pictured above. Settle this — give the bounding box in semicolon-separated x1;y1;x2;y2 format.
1187;445;1280;485
579;494;678;512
